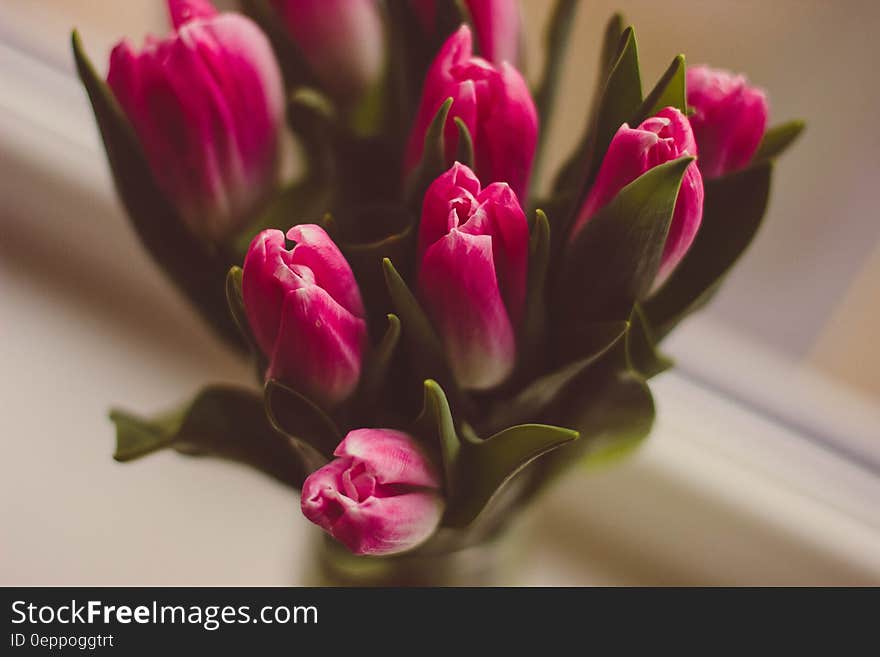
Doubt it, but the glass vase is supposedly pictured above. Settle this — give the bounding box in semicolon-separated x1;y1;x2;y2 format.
305;527;523;587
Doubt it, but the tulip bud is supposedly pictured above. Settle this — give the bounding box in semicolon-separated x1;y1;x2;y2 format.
107;0;284;241
404;25;538;201
411;0;522;65
418;162;529;390
301;429;444;556
270;0;384;100
686;65;769;178
242;225;367;407
571;107;704;286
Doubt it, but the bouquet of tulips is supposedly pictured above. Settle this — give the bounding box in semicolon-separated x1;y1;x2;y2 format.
72;0;802;579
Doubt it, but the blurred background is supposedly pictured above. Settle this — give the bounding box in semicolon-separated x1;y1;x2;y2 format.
1;1;878;585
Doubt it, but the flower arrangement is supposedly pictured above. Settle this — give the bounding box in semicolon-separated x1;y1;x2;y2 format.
72;0;802;584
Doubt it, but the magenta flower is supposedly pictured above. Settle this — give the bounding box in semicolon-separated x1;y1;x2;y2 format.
404;25;538;201
418;162;529;390
242;225;367;407
106;0;284;241
571;107;704;286
411;0;521;65
270;0;384;100
301;429;444;556
686;65;769;179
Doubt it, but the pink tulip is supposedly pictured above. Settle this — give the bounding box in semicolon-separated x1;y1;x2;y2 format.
404;25;538;201
107;0;284;241
411;0;521;65
242;225;367;407
270;0;384;100
301;429;444;556
418;162;529;390
686;65;769;178
571;107;704;286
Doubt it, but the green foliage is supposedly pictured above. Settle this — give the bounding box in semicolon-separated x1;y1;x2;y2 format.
754;120;806;163
557;156;695;322
518;209;552;375
404;98;454;210
636;54;687;122
415;381;578;528
453;118;475;169
644;161;772;336
110;386;307;488
382;258;466;416
264;380;342;462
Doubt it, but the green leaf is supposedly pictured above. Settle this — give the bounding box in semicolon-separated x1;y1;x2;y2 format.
519;209;551;370
72;31;242;350
551;13;626;197
553;354;654;474
444;423;579;528
591;27;643;175
413;380;462;497
225;267;248;338
626;304;673;378
644;161;772;336
382;258;463;410
264;380;342;461
453;117;475;169
110;385;307;488
404;98;453;209
353;314;401;413
574;371;655;469
550;22;642;245
558;156;695;322
636;54;687;121
413;372;579;529
515;340;656;496
597;14;627;93
336;222;415;335
754;120;806;163
485;321;628;432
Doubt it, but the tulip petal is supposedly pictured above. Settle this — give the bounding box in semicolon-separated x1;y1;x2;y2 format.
329;492;444;555
467;0;521;65
242;229;287;355
656;161;704;285
420;229;516;390
404;25;536;199
167;0;217;29
471;182;529;322
476;61;538;200
335;429;440;489
106;12;283;239
301;428;444;556
404;25;474;173
572;124;660;235
687;65;768;178
418;162;482;262
302;463;443;556
286;225;365;319
268;285;367;407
